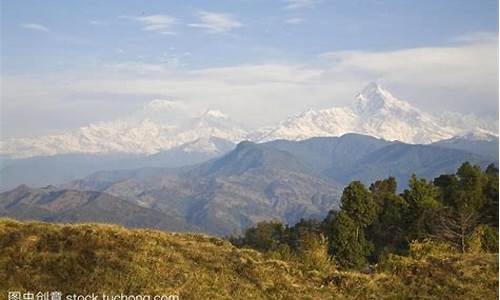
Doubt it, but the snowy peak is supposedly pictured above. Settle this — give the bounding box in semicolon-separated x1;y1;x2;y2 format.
432;128;499;158
195;109;232;124
253;82;496;144
353;82;385;113
454;128;499;142
202;109;229;119
181;137;220;154
1;83;497;158
189;109;244;135
178;136;235;154
352;82;413;114
193;109;230;127
1;103;246;158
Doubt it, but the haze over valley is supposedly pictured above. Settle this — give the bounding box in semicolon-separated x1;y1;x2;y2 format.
0;83;498;235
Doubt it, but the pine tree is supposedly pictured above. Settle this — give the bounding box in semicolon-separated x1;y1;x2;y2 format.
237;221;285;252
403;175;441;241
367;177;409;260
341;181;377;232
482;163;499;227
329;181;377;269
329;211;373;269
454;162;486;213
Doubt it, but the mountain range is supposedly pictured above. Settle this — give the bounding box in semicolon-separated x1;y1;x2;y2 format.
1;133;493;235
1;83;497;159
1;82;497;192
0;105;244;159
260;133;497;187
0;184;196;232
431;129;499;159
62;140;343;235
0;136;236;191
0;83;497;235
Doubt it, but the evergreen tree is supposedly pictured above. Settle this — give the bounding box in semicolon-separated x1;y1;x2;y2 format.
403;175;441;241
329;211;373;269
434;174;459;206
367;177;409;260
482;163;499;227
454;162;486;213
329;181;377;269
433;162;495;252
229;161;499;266
370;177;398;208
286;218;322;251
341;181;377;231
236;221;285;252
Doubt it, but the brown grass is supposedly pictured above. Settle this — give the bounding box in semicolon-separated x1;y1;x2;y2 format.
0;218;497;300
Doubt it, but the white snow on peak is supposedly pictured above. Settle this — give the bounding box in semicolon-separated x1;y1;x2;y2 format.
203;109;229;119
454;128;499;141
1;103;245;158
253;83;497;144
1;83;497;158
180;137;221;154
144;99;181;113
353;82;413;114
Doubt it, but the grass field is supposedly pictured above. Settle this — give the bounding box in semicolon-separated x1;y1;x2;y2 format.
0;218;497;300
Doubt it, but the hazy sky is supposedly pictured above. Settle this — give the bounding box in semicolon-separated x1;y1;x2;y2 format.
1;0;498;138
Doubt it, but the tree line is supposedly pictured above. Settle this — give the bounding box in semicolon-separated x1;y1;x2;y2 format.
229;162;499;270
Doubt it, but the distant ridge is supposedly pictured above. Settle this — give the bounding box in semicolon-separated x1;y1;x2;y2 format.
1;83;497;158
49;133;496;235
253;83;497;144
0;184;197;232
432;129;499;159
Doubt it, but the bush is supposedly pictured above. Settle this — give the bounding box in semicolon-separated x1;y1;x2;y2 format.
408;239;457;259
468;225;499;253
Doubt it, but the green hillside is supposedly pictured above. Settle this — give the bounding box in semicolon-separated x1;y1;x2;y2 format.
0;218;497;300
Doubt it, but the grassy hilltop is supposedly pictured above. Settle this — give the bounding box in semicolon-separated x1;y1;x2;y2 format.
0;218;498;300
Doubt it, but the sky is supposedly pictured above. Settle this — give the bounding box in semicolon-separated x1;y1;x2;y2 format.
1;0;499;138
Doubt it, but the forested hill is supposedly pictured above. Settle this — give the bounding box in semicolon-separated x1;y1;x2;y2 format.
230;162;499;269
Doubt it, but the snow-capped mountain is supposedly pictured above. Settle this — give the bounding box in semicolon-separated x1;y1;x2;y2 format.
176;136;235;155
449;128;499;142
0;101;247;158
1;83;497;159
431;128;499;158
253;83;497;144
436;112;498;136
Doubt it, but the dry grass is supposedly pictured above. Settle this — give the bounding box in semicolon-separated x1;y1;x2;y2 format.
0;219;497;300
